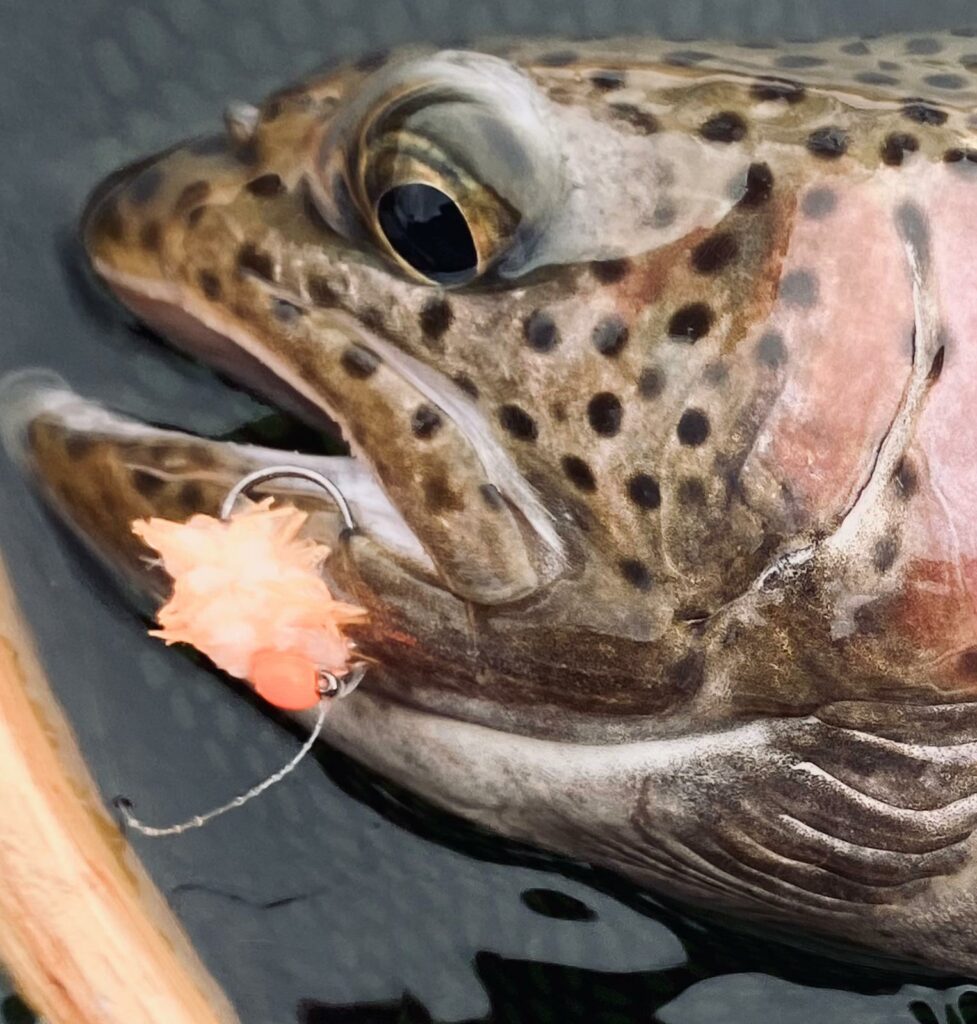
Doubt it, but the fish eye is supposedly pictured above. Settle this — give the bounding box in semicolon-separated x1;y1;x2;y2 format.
313;52;567;284
376;183;478;285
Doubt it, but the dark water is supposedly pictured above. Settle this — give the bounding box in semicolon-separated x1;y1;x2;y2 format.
3;1;977;1022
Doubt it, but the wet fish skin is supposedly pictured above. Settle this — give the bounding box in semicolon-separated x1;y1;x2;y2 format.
12;32;977;974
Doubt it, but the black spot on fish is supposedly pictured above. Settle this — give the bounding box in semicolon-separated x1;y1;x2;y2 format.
587;393;623;437
591;258;631;284
308;275;338;307
892;456;918;499
944;147;977;163
638;366;666;399
750;77;806;104
359;306;386;334
610;103;659;133
652;200;677;227
738;162;774;206
64;435;94;461
925;73;967;90
591;69;625;91
801;187;838;218
627;472;661;510
853;598;890;636
776;54;827;69
237;243;275;282
873;536;899;573
691;231;739;274
340;344;380;379
498;404;538;441
173;180;211;218
423;474;464;514
592;315;629;356
666;650;705;696
756;331;787;368
668;303;713;342
91;198;124;242
178;481;204;510
881;132;920;166
561;455;596;493
453;373;479;399
807;126;849;159
411;404;442;439
246;173;285;197
131;469;165;498
855;71;899;86
619;558;652;591
677;408;710;446
197;269;221;300
700;111;748;143
139;220;161;251
524;309;559;352
780;269;819;307
840;41;871;56
906;37;943;55
419;297;454;343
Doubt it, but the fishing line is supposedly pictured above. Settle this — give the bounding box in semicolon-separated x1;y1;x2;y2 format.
114;465;366;838
116;700;328;837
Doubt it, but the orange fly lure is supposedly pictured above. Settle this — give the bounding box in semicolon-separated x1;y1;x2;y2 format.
132;498;366;711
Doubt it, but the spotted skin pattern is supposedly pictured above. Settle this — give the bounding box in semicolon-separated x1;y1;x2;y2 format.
19;31;977;976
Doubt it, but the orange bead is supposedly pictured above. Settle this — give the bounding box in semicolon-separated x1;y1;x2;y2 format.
250;649;321;711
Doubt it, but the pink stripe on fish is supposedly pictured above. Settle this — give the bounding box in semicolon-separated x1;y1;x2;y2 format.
744;178;913;531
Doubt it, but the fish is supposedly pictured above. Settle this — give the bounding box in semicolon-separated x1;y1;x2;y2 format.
8;30;977;975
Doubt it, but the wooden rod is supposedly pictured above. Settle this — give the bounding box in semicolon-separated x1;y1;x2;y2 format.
0;551;241;1024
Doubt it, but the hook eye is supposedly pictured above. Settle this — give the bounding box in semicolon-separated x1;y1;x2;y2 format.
318;662;368;700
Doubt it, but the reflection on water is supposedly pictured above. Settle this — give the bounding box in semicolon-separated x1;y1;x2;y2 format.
4;0;977;1021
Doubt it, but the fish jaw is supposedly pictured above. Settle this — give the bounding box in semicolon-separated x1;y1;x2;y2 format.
5;379;729;742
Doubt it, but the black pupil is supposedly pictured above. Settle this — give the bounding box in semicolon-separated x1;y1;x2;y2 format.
377;184;478;285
